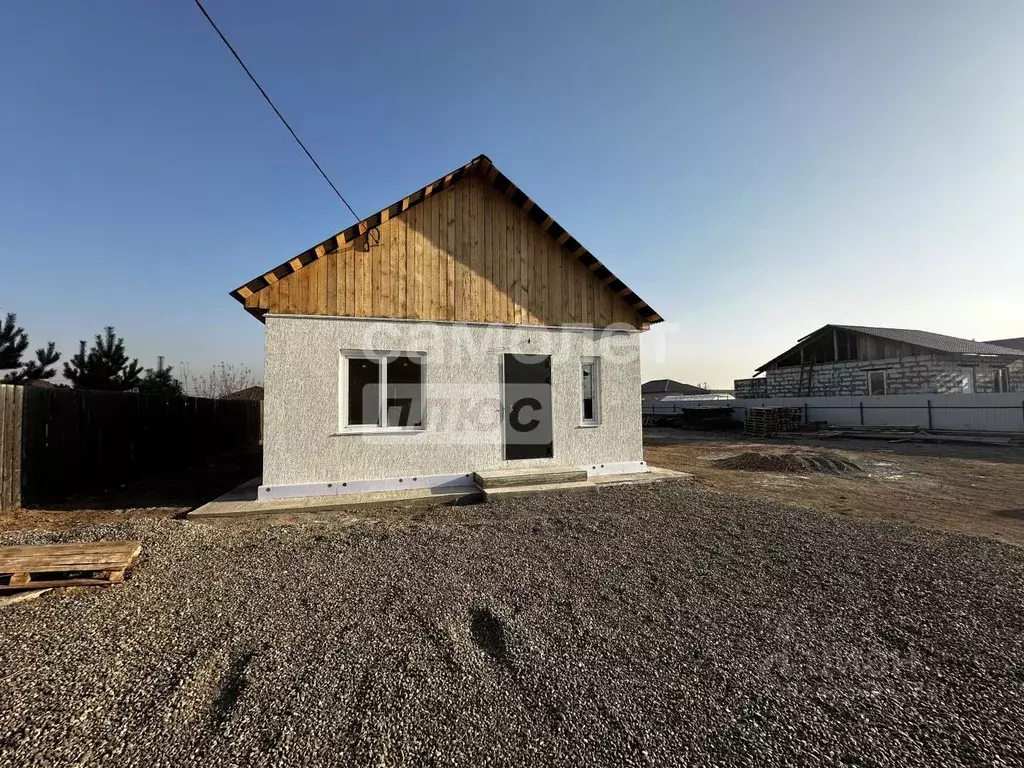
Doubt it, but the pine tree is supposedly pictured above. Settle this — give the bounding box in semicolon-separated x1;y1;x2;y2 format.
138;356;183;396
18;342;61;382
0;313;29;379
62;326;142;391
0;310;60;383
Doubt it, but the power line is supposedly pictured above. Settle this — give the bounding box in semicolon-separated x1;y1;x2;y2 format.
192;0;361;223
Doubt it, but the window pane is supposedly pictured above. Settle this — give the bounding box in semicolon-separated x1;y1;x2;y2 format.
868;371;885;395
348;358;380;425
582;362;595;422
387;355;423;427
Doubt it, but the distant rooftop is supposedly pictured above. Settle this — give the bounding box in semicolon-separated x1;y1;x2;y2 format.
985;337;1024;351
641;379;709;396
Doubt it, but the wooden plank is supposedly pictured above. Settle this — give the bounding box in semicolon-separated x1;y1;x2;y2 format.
409;202;423;319
0;386;9;511
469;178;482;321
0;541;142;572
11;386;21;510
491;189;508;323
445;186;456;320
345;241;357;316
355;237;371;317
482;185;493;322
425;193;440;320
455;179;469;321
326;250;337;315
335;250;347;316
548;238;562;327
371;228;383;317
506;196;517;325
435;189;447;321
396;216;408;317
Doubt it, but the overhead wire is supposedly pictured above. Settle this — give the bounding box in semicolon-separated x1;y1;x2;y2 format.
192;0;364;229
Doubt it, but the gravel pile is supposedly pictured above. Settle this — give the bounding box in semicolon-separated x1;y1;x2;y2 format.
712;451;863;475
2;481;1023;767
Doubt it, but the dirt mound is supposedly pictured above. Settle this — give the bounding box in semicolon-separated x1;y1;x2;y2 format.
712;451;862;475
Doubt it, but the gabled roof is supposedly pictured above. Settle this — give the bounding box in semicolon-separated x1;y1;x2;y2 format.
231;154;662;324
641;379;708;395
757;324;1024;371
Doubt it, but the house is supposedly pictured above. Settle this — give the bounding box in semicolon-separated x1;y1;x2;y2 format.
641;379;709;402
734;325;1024;398
221;385;264;401
987;337;1024;352
231;155;662;500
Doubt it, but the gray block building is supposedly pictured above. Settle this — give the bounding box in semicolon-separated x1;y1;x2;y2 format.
735;325;1024;398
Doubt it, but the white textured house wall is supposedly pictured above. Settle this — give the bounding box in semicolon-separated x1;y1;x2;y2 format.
675;394;1024;432
263;316;644;485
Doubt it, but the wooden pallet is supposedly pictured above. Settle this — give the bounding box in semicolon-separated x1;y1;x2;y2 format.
0;540;142;591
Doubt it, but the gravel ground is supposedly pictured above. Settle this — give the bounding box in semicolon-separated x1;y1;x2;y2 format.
2;481;1023;767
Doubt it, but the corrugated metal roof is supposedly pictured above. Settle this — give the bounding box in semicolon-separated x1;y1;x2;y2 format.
832;326;1024;356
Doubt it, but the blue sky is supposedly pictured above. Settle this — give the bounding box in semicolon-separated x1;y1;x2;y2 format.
2;1;1021;387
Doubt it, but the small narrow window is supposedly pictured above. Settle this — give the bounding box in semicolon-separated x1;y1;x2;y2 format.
960;367;976;394
581;358;600;425
995;367;1010;393
867;370;886;396
341;352;424;431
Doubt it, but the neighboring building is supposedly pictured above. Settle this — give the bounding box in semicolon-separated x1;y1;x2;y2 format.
231;155;663;500
221;385;264;401
987;337;1024;351
735;325;1024;398
641;379;709;402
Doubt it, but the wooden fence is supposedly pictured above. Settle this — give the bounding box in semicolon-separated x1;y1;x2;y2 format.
0;385;24;510
0;385;262;510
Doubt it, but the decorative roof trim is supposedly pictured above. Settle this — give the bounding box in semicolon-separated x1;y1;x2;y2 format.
229;154;662;323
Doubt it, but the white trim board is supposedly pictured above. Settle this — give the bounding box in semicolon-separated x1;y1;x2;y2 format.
582;460;647;477
267;313;640;335
258;472;476;501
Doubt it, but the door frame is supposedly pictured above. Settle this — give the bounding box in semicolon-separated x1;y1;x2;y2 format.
499;352;555;461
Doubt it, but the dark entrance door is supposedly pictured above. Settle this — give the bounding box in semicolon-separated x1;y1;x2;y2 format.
502;353;553;460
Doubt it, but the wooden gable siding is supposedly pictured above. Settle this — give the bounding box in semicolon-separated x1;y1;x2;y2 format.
246;176;644;328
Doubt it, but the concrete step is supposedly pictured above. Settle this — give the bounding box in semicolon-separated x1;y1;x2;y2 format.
481;480;596;502
474;466;588;489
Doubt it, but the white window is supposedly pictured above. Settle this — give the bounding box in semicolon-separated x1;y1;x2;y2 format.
867;370;886;396
580;358;600;425
995;367;1010;393
339;352;423;432
960;367;976;394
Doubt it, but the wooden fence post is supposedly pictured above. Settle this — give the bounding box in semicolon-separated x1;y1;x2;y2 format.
0;385;24;511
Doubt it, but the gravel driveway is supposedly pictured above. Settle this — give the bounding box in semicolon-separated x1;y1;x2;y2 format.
2;481;1023;767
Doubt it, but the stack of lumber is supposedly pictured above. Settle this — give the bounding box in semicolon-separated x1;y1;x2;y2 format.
744;407;802;437
0;540;142;591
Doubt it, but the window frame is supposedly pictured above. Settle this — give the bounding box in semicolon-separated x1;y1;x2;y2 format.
994;366;1010;393
960;366;976;394
579;356;601;427
338;350;426;434
866;369;887;396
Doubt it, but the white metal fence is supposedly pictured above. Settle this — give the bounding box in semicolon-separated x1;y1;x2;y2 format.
644;393;1024;433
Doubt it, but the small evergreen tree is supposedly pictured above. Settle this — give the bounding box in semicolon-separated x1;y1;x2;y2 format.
0;313;29;379
0;311;60;383
138;356;183;396
18;342;61;382
63;326;142;391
